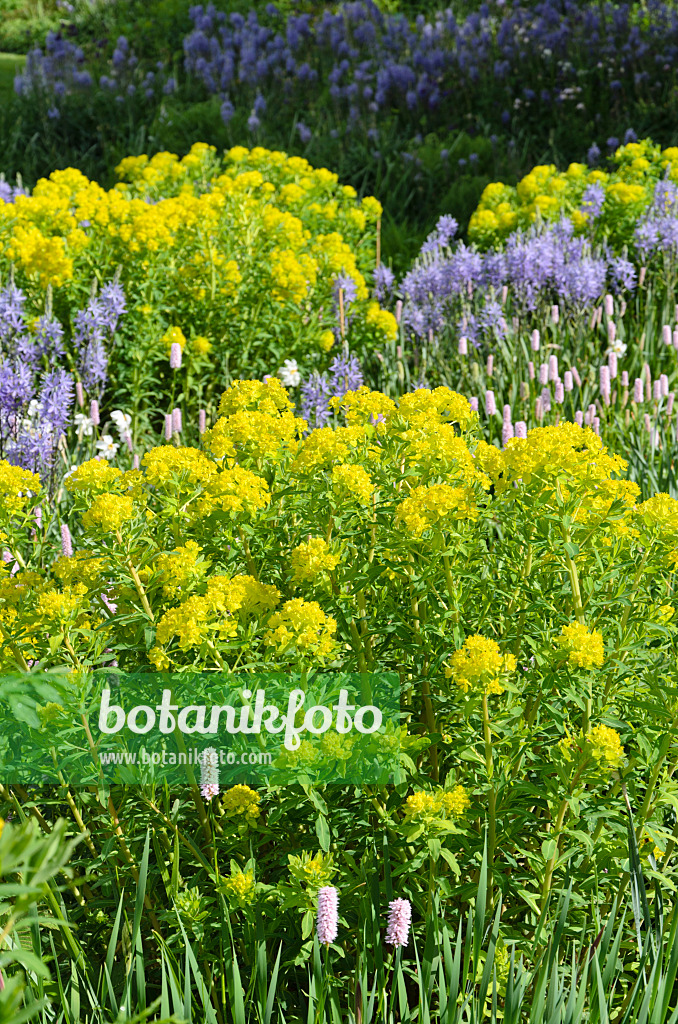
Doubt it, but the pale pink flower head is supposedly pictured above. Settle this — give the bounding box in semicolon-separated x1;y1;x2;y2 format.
60;523;73;558
385;898;411;948
170;342;182;369
316;886;339;946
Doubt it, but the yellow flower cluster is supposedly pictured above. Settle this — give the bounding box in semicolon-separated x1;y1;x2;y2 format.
0;462;41;517
0;143;391;381
636;493;678;539
396;482;477;536
154;574;279;654
557;622;605;669
265;598;337;658
35;584;88;623
82;494;136;534
403;785;471;821
469;139;675;247
155;541;209;597
587;725;624;767
222;870;256;906
290;538;340;582
445;635;517;696
65;459;122;495
222;784;261;822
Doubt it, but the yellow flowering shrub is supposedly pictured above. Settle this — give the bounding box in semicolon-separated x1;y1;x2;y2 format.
0;143;392;394
468;138;676;248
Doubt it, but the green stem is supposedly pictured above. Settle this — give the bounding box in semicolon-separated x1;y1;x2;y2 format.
482;693;496;908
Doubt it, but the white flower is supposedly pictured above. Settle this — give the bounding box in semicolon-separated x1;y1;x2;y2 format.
25;399;40;419
96;435;119;460
63;464;79;480
278;359;301;387
609;339;627;356
110;410;132;436
74;412;94;436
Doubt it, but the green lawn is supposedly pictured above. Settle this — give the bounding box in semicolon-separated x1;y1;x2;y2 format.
0;52;24;99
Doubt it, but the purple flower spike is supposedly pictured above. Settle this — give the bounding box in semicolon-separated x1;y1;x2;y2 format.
317;886;339;946
385;898;411;948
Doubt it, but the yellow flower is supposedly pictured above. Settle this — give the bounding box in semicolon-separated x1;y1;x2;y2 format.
222;870;255;906
557;622;604;669
222;784;261;821
142;447;216;490
65;458;121;495
319;329;335;352
586;724;624;767
396;483;477;536
82;494;136;533
161;325;187;353
445;634;516;696
331;464;373;506
404;785;470;821
265;598;336;658
290;538;340;582
636;493;678;538
0;462;41;517
36;583;88;622
191;335;212;356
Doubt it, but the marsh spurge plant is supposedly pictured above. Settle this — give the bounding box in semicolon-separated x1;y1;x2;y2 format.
0;377;676;919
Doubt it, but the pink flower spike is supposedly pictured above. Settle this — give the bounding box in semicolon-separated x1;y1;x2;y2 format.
317;886;339;946
575;410;583;426
172;408;182;433
531;329;540;351
621;370;629;388
528;361;535;380
571;367;582;388
564;371;573;392
60;524;73;558
395;300;402;325
469;396;478;412
75;382;84;408
667;393;675;416
164;414;172;441
551;304;559;324
386;898;412;948
607;321;616;344
485;390;496;416
501;285;508;305
555;381;564;404
663;325;672;346
133;454;140;470
548;355;558;382
515;420;527;438
486;355;494;376
90;400;100;427
538;363;548;386
199;409;207;434
639;266;646;287
604;293;614;318
458;336;468;356
633;378;643;403
170;342;182;369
